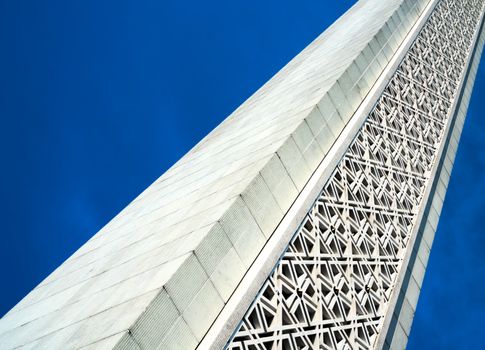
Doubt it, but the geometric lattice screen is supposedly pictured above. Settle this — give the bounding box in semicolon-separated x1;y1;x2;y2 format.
226;0;484;349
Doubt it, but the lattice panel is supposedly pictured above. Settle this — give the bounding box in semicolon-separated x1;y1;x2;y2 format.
226;0;484;349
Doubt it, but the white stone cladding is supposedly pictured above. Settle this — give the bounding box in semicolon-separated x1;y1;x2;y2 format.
1;0;478;349
224;0;485;349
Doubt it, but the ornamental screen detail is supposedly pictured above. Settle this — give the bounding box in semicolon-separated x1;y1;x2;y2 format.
226;0;484;349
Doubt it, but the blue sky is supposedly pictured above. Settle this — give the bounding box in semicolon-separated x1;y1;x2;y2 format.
0;0;483;347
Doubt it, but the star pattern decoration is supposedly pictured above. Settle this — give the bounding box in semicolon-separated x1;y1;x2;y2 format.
226;0;484;349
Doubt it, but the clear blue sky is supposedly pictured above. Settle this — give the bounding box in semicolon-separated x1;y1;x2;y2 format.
0;0;483;347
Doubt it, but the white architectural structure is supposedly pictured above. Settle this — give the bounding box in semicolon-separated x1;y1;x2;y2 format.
1;0;483;349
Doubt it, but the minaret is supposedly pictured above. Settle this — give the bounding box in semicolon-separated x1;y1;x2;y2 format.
0;0;483;349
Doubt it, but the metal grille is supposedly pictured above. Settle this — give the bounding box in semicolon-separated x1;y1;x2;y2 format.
226;0;484;349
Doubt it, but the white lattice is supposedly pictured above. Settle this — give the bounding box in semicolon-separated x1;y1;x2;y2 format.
226;0;484;349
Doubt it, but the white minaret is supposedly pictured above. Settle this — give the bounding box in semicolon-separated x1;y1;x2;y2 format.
1;0;483;349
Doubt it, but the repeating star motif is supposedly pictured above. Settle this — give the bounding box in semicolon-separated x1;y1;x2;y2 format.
227;0;483;349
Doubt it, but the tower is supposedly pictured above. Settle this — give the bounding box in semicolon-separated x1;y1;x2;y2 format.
0;0;483;349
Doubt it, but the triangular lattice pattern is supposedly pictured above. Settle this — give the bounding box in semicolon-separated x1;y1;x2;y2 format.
227;0;483;349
